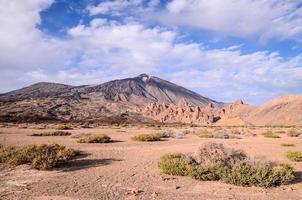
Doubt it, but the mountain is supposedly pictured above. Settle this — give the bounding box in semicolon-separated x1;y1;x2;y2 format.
0;74;219;123
245;94;302;126
1;74;301;126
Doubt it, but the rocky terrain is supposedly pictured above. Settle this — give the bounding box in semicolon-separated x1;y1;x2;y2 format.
0;74;301;126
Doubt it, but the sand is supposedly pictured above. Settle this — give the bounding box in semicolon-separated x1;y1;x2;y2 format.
0;125;302;200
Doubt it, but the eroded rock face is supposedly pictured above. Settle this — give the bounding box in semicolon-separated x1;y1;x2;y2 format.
142;98;218;125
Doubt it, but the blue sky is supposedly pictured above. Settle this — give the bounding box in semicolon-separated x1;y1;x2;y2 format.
0;0;301;105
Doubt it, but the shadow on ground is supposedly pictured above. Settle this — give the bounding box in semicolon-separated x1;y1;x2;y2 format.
60;158;123;172
293;171;302;185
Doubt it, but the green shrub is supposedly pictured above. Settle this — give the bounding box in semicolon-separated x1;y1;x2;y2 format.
189;163;230;181
158;153;191;176
262;131;280;138
286;151;302;162
77;134;111;143
157;143;295;188
222;164;294;187
131;134;162;142
56;124;73;130
29;131;71;136
0;144;79;170
287;129;302;137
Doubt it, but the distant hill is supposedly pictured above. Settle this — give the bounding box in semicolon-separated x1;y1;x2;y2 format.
245;94;302;126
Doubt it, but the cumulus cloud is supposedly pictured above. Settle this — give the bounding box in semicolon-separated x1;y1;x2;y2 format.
155;0;302;42
87;0;143;16
0;0;77;91
0;0;301;105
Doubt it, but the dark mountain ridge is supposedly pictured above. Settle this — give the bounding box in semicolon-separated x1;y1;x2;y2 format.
0;74;218;106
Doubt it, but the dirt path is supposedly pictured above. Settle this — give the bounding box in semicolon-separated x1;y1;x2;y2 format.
0;126;302;200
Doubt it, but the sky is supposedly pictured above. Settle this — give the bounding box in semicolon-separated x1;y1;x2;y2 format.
0;0;301;105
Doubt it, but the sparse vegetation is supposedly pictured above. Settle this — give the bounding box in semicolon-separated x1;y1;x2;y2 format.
286;151;302;162
287;129;302;137
262;131;280;138
158;143;295;187
197;129;213;138
131;134;162;142
29;131;71;136
274;130;286;134
158;153;191;176
0;144;79;170
281;143;295;147
155;132;170;138
77;134;111;143
56;124;73;130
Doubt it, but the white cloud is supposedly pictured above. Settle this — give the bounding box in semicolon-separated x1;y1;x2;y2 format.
87;0;143;16
0;0;301;105
156;0;302;42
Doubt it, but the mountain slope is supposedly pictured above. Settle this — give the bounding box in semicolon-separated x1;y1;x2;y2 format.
0;74;218;122
245;94;302;126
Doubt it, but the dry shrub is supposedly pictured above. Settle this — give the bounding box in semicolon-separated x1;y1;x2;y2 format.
158;142;295;188
281;143;295;147
77;134;111;143
0;144;79;170
162;130;187;139
29;131;71;136
287;129;302;137
197;129;241;139
286;151;302;162
131;134;162;142
192;142;247;166
262;131;280;138
56;124;73;130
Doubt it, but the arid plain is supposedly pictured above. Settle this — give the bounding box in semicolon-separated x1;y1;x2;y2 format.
1;124;301;200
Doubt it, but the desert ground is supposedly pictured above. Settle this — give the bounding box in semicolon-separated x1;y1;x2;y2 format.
0;124;302;200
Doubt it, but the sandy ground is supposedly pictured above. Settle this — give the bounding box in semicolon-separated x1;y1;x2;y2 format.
0;125;302;200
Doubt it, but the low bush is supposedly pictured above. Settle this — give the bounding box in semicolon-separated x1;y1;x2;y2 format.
158;153;191;176
221;163;294;187
158;143;295;188
131;134;162;142
281;143;295;147
29;131;71;136
286;151;302;162
287;129;302;137
56;124;73;130
262;131;280;138
197;130;213;138
274;130;286;134
156;132;170;138
192;142;247;166
77;134;111;143
0;144;79;170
